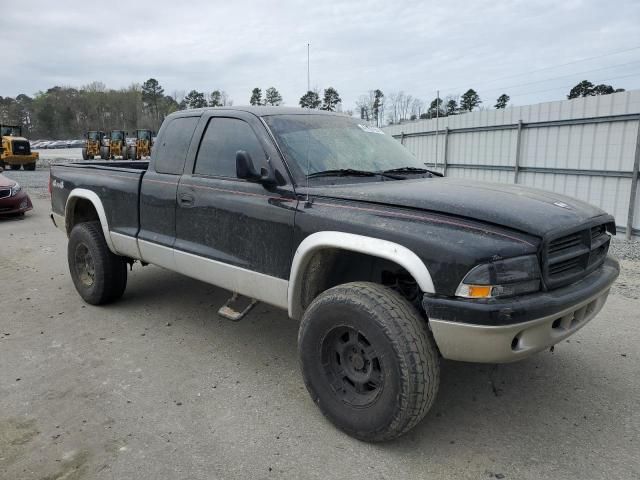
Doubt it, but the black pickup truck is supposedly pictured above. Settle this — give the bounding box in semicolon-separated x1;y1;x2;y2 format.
50;107;619;441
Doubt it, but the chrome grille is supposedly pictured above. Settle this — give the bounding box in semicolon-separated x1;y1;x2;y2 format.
542;222;611;289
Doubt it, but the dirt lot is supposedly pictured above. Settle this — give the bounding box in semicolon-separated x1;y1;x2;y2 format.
1;169;639;480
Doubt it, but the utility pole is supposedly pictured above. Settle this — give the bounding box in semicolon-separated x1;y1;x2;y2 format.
307;43;310;92
435;90;440;170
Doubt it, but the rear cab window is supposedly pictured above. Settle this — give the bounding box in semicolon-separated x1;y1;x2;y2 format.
154;116;199;175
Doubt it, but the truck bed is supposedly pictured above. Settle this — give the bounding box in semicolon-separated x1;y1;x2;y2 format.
50;161;149;240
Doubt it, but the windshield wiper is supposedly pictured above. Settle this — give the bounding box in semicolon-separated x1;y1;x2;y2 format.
306;168;379;178
380;166;444;177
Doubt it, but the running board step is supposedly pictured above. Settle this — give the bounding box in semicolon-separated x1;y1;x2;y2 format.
217;293;258;321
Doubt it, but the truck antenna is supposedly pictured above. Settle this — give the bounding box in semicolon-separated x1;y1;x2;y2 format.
305;42;312;207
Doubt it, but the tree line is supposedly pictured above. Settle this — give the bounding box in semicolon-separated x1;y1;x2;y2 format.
0;79;181;139
0;78;627;139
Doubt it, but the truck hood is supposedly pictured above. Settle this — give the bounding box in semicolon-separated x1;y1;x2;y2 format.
311;178;611;237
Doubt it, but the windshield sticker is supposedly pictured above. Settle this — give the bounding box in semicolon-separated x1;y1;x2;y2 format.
357;124;384;135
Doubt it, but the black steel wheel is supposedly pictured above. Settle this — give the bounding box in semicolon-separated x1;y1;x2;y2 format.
74;242;95;287
321;326;384;407
298;282;440;442
68;221;127;305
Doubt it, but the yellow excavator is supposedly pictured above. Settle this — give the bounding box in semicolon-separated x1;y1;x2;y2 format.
1;124;39;171
100;130;128;160
82;130;105;160
128;129;154;160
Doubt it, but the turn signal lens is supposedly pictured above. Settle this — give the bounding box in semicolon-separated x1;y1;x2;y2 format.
466;285;492;298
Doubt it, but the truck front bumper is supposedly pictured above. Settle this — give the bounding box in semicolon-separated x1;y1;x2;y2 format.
423;256;619;363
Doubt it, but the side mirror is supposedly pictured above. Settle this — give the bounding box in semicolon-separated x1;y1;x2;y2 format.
236;150;261;181
236;150;276;185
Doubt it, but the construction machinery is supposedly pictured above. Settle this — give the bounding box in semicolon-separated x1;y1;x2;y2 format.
82;131;105;160
128;129;154;160
1;124;39;171
100;130;128;160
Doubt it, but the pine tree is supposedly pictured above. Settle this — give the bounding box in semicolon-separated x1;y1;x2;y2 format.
250;88;262;106
320;87;341;111
184;90;207;109
459;89;481;112
445;99;458;116
264;87;283;106
141;78;164;121
299;90;321;109
427;97;444;118
209;90;222;107
372;89;384;126
494;94;510;109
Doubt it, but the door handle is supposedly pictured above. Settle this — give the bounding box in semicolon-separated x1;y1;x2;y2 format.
179;193;195;207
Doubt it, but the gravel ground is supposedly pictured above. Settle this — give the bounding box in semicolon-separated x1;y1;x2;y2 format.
610;236;640;261
609;237;640;300
1;164;638;480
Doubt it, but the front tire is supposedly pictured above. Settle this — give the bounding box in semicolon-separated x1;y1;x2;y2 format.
298;282;440;441
82;147;89;160
100;146;109;160
9;164;21;170
68;221;127;305
24;162;36;171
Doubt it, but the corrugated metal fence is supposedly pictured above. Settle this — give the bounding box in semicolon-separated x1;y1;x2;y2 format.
382;90;640;238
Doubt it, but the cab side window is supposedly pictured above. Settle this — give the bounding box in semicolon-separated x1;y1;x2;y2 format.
194;118;266;178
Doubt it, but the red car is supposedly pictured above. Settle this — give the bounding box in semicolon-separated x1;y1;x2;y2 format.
0;171;33;216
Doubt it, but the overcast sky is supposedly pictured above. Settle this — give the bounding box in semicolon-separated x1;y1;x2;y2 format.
3;0;640;110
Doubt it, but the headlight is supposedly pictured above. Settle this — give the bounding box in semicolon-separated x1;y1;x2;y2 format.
10;182;21;196
455;254;541;299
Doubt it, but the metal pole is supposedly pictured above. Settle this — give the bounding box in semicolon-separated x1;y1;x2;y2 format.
307;43;310;92
400;132;405;145
514;119;523;184
626;120;640;240
434;90;440;170
443;127;449;176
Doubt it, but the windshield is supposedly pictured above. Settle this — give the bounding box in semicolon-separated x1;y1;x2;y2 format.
111;131;123;141
1;126;21;136
138;130;150;140
263;114;423;178
88;131;100;140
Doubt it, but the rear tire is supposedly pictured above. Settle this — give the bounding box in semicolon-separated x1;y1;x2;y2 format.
129;146;137;160
68;221;127;305
24;162;36;171
121;146;128;160
298;282;440;441
100;146;109;160
9;164;21;170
